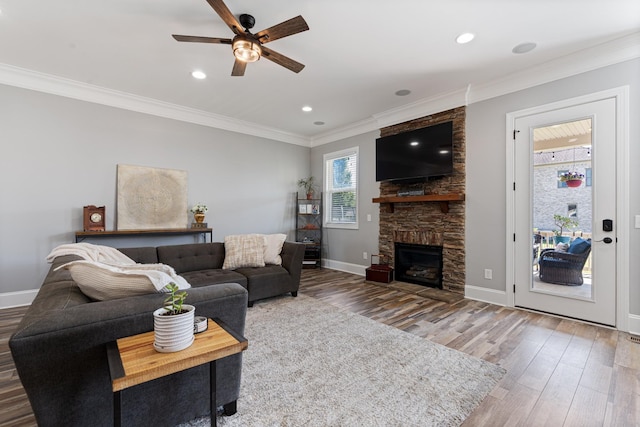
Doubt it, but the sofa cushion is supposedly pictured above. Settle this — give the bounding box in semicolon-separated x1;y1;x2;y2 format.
181;269;248;288
56;260;190;301
262;233;287;265
118;246;159;264
157;243;225;273
567;237;591;254
223;234;266;270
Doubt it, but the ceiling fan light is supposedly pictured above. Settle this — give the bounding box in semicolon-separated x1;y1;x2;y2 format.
233;38;261;63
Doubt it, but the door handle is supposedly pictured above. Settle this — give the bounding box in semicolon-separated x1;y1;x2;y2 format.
594;237;614;244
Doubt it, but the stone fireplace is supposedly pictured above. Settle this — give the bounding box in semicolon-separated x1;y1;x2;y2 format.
376;107;466;294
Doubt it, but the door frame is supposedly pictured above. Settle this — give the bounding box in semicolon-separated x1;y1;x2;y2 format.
505;86;629;331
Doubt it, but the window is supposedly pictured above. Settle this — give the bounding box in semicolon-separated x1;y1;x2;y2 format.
585;168;592;187
557;169;568;188
324;147;358;229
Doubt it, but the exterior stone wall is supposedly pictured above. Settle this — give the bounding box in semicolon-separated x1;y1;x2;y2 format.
533;161;592;233
377;107;466;294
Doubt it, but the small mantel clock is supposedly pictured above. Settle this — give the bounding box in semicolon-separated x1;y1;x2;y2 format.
83;205;105;231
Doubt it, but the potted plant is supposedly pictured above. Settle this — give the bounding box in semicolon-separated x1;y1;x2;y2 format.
153;283;195;353
297;176;316;199
553;214;578;244
558;171;584;188
190;202;208;223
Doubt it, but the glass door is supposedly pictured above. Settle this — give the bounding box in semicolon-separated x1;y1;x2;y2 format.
513;98;616;326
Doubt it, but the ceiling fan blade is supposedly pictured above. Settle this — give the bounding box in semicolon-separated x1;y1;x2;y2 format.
206;0;243;35
231;58;247;76
172;35;232;44
255;15;309;44
261;46;305;73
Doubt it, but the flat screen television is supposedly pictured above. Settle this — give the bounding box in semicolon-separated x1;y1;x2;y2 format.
375;121;454;183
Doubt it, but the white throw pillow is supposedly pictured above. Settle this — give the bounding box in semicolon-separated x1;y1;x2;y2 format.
223;234;266;270
262;233;287;265
56;260;190;301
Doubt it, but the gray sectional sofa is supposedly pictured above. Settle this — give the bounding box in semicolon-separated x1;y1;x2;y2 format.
9;241;305;427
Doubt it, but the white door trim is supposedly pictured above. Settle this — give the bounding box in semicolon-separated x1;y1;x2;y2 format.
505;86;629;331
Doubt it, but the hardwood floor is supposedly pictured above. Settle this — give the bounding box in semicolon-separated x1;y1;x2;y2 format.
2;268;639;426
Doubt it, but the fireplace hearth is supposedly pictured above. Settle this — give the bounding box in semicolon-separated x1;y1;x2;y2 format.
394;243;443;289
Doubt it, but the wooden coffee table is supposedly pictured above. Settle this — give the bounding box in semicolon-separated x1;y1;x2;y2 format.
107;318;248;427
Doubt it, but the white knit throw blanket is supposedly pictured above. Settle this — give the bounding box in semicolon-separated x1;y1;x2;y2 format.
47;243;190;293
46;242;136;265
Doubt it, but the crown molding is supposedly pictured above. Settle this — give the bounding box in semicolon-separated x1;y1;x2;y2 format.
372;88;468;129
309;89;468;147
309;117;379;147
467;31;640;105
0;63;311;147
1;31;637;148
312;32;640;146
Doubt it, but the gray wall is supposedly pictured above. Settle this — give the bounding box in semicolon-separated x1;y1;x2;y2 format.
312;58;638;315
310;131;380;271
0;84;309;296
466;58;639;309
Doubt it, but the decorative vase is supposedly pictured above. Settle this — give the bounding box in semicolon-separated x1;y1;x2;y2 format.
194;213;205;223
153;304;195;353
565;179;582;188
306;192;313;200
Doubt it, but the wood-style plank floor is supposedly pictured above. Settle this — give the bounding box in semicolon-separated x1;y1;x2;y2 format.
2;268;639;426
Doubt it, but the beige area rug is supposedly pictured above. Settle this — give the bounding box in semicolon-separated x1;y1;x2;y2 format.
181;294;505;427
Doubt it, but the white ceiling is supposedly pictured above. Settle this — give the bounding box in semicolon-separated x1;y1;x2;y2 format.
0;1;639;146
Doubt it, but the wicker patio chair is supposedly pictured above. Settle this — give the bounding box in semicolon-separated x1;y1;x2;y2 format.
538;238;591;286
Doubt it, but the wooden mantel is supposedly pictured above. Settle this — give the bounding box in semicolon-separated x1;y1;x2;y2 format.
372;194;465;213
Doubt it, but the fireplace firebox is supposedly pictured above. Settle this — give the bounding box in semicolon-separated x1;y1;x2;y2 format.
394;243;443;289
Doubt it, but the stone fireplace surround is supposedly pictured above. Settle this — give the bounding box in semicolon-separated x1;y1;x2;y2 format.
377;107;466;294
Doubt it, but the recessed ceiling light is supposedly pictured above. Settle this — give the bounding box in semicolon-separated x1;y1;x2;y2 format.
395;89;411;96
456;33;475;44
191;70;206;79
302;106;313;112
313;121;325;126
512;42;537;54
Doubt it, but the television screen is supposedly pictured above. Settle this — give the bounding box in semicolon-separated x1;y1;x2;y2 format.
375;121;453;182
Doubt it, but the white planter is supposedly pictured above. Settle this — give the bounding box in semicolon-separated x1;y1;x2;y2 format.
153;304;195;353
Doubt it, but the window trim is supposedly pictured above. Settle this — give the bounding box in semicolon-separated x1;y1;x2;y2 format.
323;147;359;230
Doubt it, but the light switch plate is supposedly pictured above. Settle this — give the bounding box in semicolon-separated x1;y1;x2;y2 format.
636;215;640;229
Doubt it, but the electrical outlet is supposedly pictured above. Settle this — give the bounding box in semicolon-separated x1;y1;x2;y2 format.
367;214;372;222
363;252;368;260
484;269;493;280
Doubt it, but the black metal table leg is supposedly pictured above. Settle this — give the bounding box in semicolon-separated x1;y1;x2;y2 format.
114;390;122;427
210;360;216;427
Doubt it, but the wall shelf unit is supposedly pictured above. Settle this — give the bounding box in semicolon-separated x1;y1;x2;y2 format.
295;193;322;268
372;194;465;213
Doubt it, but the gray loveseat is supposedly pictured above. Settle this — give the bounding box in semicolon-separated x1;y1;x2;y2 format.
9;241;304;426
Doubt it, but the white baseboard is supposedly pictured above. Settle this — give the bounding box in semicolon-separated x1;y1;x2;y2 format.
464;285;508;306
321;259;367;276
0;289;37;309
627;314;640;336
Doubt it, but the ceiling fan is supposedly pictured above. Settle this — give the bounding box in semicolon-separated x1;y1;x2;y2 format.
172;0;309;76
